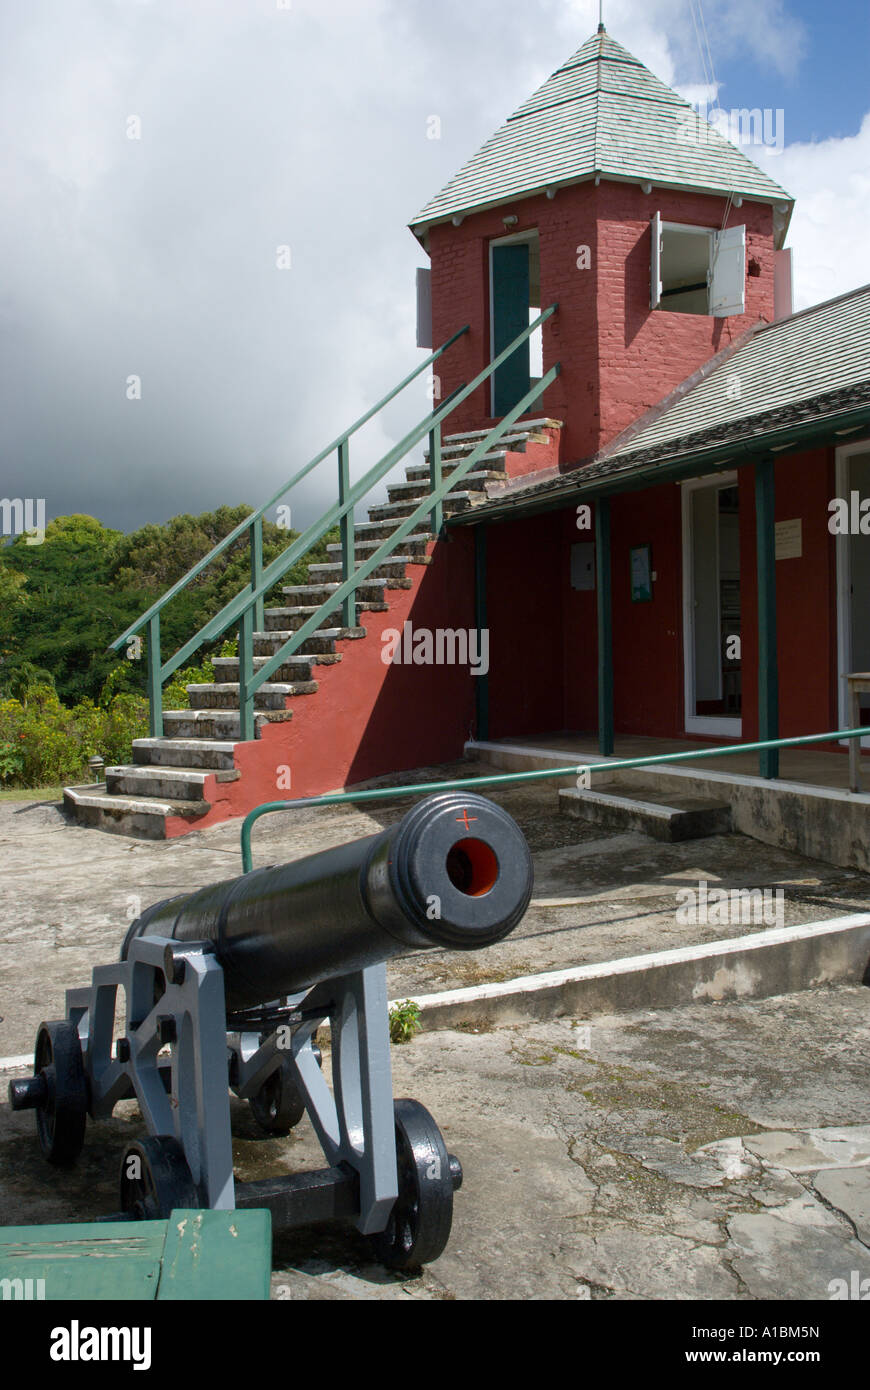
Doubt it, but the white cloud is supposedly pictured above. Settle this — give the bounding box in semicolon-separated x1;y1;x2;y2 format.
755;115;870;309
0;0;861;534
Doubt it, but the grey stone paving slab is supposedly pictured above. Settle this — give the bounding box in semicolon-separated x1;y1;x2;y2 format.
3;986;869;1300
813;1167;870;1246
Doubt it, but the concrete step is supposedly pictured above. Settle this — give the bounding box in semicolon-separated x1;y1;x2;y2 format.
425;419;560;453
367;493;473;524
325;536;431;561
306;558;417;584
213;654;340;683
105;764;241;801
63;785;210;839
262;606;378;632
559;782;733;842
185;682;315;710
280;580;390;606
132;738;239;770
161;709;293;740
387;471;496;503
353;520;434;544
405;456;508;482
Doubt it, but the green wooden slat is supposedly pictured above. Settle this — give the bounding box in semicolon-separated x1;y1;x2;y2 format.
0;1222;165;1301
157;1209;271;1302
0;1210;272;1302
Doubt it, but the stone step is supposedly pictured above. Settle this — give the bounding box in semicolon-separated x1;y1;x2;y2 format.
559;782;732;842
405;456;508;482
63;785;210;840
213;654;340;684
306;558;416;585
185;682;315;710
387;471;495;503
162;709;293;740
253;624;365;652
429;418;560;451
353;520;434;545
325;536;431;560
367;493;473;524
105;764;241;801
262;606;378;632
280;580;390;606
132;738;239;770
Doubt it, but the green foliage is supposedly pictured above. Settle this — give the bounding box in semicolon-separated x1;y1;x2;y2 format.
0;686;148;787
0;508;338;711
388;999;422;1045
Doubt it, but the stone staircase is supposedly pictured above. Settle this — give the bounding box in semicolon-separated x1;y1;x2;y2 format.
65;420;561;838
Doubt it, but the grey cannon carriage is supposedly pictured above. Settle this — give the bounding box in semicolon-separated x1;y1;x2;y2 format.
9;792;533;1269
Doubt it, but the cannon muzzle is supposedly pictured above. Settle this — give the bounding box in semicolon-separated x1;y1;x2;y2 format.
122;792;533;1010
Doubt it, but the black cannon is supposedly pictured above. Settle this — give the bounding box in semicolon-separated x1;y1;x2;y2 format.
9;792;533;1269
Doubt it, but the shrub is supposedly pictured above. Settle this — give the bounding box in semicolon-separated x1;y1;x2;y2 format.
0;685;148;787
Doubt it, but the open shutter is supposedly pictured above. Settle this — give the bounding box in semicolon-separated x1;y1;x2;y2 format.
650;211;662;309
415;267;432;349
710;224;745;317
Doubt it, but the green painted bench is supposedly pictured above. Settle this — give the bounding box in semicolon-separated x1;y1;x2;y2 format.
0;1209;272;1301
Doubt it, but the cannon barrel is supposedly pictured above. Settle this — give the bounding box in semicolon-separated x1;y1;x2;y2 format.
122;792;533;1010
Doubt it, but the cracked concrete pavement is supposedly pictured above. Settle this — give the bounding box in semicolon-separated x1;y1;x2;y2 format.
2;985;868;1300
1;768;869;1299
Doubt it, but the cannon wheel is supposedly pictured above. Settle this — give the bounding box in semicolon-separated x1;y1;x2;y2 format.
120;1136;198;1220
371;1099;458;1271
33;1020;88;1167
249;1057;306;1136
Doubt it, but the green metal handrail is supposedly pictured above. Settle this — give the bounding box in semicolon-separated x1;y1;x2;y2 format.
109;324;469;734
119;303;559;738
240;724;870;871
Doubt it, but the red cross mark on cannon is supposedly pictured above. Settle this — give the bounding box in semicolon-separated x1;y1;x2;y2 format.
455;808;478;832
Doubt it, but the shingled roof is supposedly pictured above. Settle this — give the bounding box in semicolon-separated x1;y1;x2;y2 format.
411;28;793;242
451;284;870;520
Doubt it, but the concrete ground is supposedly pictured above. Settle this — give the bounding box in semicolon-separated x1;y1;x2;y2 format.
1;988;868;1300
1;762;869;1300
499;731;870;792
1;759;869;1057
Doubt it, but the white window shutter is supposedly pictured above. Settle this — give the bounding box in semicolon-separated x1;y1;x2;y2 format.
710;225;745;317
650;212;662;309
416;267;433;349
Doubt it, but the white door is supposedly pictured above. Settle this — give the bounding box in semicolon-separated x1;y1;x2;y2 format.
682;473;742;737
836;442;870;746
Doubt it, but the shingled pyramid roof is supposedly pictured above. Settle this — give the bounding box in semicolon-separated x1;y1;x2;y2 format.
411;28;793;239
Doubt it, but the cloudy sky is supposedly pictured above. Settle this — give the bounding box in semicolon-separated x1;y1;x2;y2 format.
1;0;868;534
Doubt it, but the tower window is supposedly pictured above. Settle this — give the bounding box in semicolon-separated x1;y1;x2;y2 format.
651;214;746;317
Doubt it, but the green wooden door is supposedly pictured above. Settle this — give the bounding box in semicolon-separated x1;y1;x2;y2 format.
491;244;531;417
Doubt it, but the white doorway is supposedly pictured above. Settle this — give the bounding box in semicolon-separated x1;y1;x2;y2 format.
682;473;743;737
835;440;870;746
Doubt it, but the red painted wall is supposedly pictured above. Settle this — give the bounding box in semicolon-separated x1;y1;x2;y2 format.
425;179;775;468
609;485;684;737
165;537;479;837
740;447;837;745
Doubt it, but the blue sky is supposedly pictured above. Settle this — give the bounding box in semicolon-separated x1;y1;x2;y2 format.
702;0;870;143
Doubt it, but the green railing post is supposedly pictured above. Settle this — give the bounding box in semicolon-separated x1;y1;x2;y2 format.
238;606;255;743
755;457;779;779
475;526;489;741
595;498;614;756
429;422;443;536
338;438;355;629
250;516;264;633
146;613;163;738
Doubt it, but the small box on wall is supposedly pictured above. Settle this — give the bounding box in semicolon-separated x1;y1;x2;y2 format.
630;544;653;602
